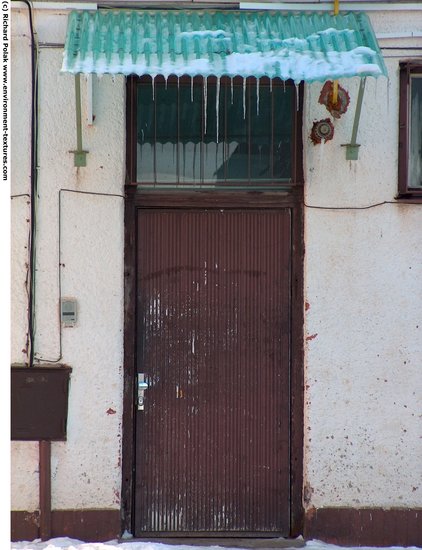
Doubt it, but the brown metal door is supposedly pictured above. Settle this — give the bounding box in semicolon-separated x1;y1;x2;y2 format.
135;209;291;535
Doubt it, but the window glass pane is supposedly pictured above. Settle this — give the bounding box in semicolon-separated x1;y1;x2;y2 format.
409;76;422;188
273;85;294;181
155;84;178;183
135;77;297;186
137;83;155;182
225;82;249;181
203;82;225;182
179;81;202;183
250;82;271;180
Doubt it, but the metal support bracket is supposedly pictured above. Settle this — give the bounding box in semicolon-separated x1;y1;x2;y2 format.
341;77;366;161
86;74;94;125
71;73;88;167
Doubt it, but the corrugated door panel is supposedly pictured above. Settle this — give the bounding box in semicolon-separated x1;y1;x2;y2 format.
135;209;291;535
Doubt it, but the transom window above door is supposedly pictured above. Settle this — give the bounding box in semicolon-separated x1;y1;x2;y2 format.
131;76;303;189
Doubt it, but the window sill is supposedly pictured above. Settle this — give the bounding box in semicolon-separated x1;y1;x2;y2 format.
395;193;422;203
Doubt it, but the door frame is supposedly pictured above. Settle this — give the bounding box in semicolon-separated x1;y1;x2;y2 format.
121;187;304;538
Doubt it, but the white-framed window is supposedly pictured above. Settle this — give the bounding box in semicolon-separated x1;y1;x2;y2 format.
398;62;422;199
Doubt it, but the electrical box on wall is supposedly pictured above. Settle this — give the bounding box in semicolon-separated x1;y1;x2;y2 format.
11;365;72;441
61;298;77;327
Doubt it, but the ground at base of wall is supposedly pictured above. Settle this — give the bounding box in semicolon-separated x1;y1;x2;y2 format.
11;508;422;547
10;538;422;550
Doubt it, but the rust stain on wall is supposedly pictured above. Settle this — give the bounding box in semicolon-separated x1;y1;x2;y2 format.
318;80;350;119
306;333;318;341
304;483;315;505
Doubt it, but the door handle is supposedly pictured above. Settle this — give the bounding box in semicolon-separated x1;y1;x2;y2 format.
137;374;149;411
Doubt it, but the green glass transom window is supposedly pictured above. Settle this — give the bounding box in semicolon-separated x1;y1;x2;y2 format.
136;76;297;187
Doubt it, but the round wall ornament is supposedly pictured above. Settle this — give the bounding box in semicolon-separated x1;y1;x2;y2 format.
310;118;335;145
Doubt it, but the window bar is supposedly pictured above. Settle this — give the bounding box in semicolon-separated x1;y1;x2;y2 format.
271;79;274;182
177;78;180;187
153;78;157;186
247;78;251;185
200;76;205;186
216;78;221;185
292;83;298;184
224;79;228;183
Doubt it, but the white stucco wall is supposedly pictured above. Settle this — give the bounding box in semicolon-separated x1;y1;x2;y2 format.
11;7;125;511
303;11;422;509
11;5;422;516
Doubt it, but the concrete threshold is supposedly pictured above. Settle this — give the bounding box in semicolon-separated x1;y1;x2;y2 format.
123;538;306;548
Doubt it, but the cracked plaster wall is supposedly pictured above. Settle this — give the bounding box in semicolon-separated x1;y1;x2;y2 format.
11;6;422;514
11;8;125;511
303;11;422;509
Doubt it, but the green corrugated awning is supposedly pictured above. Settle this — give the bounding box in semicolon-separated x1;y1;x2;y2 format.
61;9;387;83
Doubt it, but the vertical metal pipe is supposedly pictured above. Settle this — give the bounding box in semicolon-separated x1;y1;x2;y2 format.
19;0;38;368
39;441;52;540
332;80;339;104
332;0;340;104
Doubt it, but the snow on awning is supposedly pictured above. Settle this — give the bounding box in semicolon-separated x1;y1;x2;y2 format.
61;9;387;83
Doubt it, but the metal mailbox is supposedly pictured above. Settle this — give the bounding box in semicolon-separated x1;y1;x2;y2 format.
11;365;72;441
